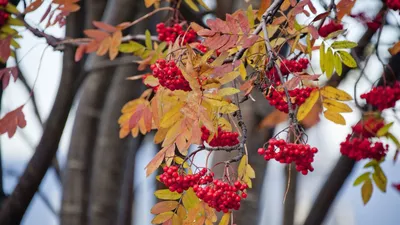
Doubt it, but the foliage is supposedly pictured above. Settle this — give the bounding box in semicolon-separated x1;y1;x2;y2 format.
1;0;400;224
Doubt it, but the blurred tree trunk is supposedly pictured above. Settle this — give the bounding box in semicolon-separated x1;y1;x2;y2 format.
0;6;86;224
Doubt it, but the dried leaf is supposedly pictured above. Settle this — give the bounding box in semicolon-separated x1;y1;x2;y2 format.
337;0;357;21
323;110;346;125
297;89;320;121
93;21;117;32
152;212;174;224
0;105;26;138
151;201;180;214
0;67;18;90
145;148;166;176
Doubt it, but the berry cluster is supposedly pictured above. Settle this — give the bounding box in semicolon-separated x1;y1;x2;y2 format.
257;139;318;175
340;117;388;161
386;0;400;11
156;22;197;44
160;166;212;193
360;82;400;111
160;165;248;212
194;180;248;213
150;59;191;91
201;126;239;147
0;0;9;27
350;13;382;31
265;86;316;113
318;21;343;38
352;117;384;138
340;135;388;161
267;58;309;81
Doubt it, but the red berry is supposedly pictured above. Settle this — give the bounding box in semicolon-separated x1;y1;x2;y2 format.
156;22;197;44
360;82;400;111
318;21;343;38
201;126;239;147
150;59;191;91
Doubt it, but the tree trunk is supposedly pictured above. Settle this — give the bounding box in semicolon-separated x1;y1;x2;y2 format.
0;7;85;224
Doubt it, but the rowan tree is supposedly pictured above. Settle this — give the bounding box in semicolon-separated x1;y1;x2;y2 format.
0;0;400;224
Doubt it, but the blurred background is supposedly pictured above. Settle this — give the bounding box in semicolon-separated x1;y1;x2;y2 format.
1;0;400;224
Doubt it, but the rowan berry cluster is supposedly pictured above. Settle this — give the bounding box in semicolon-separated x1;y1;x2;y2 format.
265;86;316;113
318;21;343;38
201;126;239;147
340;135;388;161
360;82;400;111
267;58;309;81
351;117;384;138
0;0;9;27
150;59;191;91
350;13;382;31
194;180;248;213
160;166;212;193
386;0;400;11
257;138;318;175
156;22;197;44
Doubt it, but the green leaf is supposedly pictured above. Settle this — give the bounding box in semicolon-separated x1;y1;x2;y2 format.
353;172;371;186
376;122;394;137
5;3;20;14
387;132;400;148
361;179;373;205
331;40;358;49
10;38;20;49
364;159;379;168
145;30;152;50
184;0;199;11
325;47;334;78
319;42;325;73
154;189;182;200
218;212;231;225
324;29;345;40
119;41;145;53
151;211;174;224
337;50;357;68
294;19;302;31
7;18;24;26
334;53;342;76
372;165;387;192
182;188;200;210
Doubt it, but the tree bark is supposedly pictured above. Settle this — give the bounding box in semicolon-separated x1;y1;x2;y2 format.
0;7;85;224
88;65;145;225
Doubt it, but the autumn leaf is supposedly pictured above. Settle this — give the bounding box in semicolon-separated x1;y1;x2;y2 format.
93;21;118;32
323;110;346;125
389;41;400;56
337;0;357;21
0;36;11;62
152;212;174;224
109;30;122;60
151;201;180;214
219;213;231;225
320;86;352;101
0;66;18;90
297;89;320;121
361;179;373;205
322;99;352;113
0;105;26;138
24;0;44;13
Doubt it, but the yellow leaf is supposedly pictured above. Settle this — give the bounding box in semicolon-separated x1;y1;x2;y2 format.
218;213;231;225
184;0;199;11
174;156;190;168
247;5;255;28
183;202;203;225
160;103;184;128
211;51;229;67
297;89;320;121
145;0;156;7
219;103;239;114
217;71;240;85
323;110;346;125
331;40;358;49
182;188;200;210
246;164;255;179
321;86;353;101
323;99;352;113
238;155;247;178
177;205;187;220
337;50;357;68
152;212;174;224
325;47;334;78
239;63;247;80
334;53;342;76
163;120;183;147
201;50;214;64
257;0;272;20
218;88;240;96
172;214;183;225
218;117;232;132
151;201;180;214
154;189;182;200
361;179;373;205
197;0;210;10
154;128;169;144
320;42;325;73
389;41;400;55
164;144;176;166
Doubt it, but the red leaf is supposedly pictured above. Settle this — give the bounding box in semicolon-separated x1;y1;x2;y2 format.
312;12;330;22
0;67;18;90
84;29;109;41
337;0;357;20
0;36;12;62
197;29;216;37
40;4;52;23
24;0;44;13
242;35;259;48
237;11;250;34
0;106;26;138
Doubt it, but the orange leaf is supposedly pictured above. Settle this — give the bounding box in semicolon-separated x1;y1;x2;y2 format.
389;41;400;56
337;0;356;21
109;30;122;60
74;45;86;62
60;3;80;12
257;0;272;20
151;201;179;214
96;37;111;56
93;21;117;32
84;29;109;41
0;106;26;138
145;148;166;177
24;0;44;13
